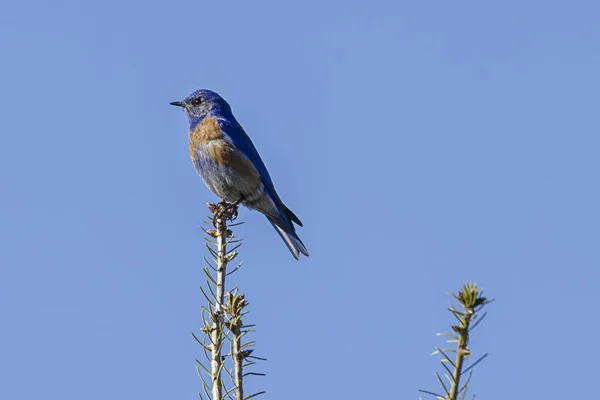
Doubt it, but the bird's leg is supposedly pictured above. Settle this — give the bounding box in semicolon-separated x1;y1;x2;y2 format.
225;196;243;220
229;196;243;212
212;196;243;225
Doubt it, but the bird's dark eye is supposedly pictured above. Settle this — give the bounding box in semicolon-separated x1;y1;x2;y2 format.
192;98;203;105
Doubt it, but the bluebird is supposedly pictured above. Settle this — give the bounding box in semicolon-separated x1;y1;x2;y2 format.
170;89;308;259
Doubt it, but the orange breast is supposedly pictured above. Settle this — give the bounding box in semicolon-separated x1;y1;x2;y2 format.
189;117;226;147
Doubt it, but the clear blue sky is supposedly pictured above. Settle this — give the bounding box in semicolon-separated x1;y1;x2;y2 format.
1;1;598;399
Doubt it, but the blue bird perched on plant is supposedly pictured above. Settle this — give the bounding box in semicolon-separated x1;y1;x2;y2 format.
170;89;308;259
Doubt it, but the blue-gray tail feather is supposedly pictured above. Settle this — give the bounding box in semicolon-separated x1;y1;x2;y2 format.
267;216;309;259
282;204;303;227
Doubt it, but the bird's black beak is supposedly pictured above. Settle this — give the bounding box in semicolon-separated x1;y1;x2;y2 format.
170;101;185;107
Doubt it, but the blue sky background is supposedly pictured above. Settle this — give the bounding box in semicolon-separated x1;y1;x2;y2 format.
1;1;599;399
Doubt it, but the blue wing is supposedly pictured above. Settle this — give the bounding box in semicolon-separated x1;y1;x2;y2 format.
216;119;303;228
217;119;307;258
217;119;279;200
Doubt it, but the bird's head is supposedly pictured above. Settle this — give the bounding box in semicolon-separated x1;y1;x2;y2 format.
170;89;232;127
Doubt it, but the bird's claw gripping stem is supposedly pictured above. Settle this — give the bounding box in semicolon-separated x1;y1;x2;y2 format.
209;198;242;227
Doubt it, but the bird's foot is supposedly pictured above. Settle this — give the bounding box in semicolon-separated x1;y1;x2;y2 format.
209;198;242;226
226;197;244;219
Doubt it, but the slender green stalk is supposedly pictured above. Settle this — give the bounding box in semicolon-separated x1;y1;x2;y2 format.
228;292;246;400
419;283;490;400
448;303;474;400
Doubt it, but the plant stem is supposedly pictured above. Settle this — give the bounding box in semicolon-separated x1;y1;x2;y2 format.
211;209;229;400
419;283;489;400
448;308;474;400
232;318;244;400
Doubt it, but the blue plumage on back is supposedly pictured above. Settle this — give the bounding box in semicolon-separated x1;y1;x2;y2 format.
171;89;308;259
